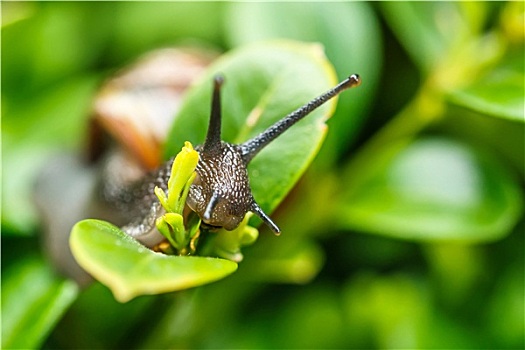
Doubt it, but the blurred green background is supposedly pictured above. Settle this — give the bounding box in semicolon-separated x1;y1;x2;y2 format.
2;2;524;349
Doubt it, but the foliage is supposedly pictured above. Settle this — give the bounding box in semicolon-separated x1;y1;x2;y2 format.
2;2;523;349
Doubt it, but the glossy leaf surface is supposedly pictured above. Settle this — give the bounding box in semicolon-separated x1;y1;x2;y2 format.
70;219;238;302
337;138;523;242
165;40;341;220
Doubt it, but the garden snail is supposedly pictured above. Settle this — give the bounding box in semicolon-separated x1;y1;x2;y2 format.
105;73;361;237
34;46;360;284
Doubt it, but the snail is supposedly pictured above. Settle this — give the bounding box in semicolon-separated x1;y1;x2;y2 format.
103;73;361;238
34;46;360;283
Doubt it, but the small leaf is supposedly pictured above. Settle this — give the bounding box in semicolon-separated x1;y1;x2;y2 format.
70;219;237;302
155;213;184;249
2;255;78;349
165;40;342;220
209;212;259;263
337;137;523;242
154;186;170;211
166;141;199;211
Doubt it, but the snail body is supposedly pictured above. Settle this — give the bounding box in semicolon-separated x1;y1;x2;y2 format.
106;73;361;237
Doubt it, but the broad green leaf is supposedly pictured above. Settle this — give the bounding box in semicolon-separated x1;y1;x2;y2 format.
70;219;238;302
337;138;523;242
165;40;342;222
447;72;524;122
2;255;78;349
224;2;382;160
447;53;525;122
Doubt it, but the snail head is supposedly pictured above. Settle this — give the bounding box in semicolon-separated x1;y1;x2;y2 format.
186;74;361;234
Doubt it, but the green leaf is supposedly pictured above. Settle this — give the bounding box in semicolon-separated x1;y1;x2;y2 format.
447;54;525;122
70;219;238;302
224;2;382;160
337;137;523;242
155;212;184;250
165;40;342;220
207;212;259;263
2;255;78;349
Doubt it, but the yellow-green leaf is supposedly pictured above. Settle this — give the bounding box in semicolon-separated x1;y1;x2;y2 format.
70;219;237;302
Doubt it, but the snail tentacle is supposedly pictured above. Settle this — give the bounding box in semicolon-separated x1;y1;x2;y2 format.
240;74;361;163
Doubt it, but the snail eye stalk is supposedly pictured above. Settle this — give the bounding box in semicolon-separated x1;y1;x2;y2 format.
251;202;280;235
240;74;361;163
202;75;224;157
